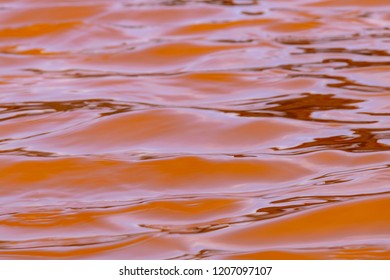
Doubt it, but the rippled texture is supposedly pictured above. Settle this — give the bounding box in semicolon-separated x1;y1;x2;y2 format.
0;0;390;260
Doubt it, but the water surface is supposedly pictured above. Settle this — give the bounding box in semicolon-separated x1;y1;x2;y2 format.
0;0;390;259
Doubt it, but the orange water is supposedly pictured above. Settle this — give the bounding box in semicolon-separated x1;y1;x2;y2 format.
0;0;390;260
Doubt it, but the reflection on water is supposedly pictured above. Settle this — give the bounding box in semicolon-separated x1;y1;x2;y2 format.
0;0;389;259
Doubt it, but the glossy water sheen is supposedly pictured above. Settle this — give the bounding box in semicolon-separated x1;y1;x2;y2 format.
0;0;389;260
